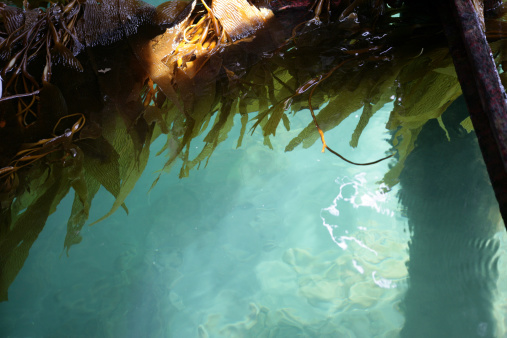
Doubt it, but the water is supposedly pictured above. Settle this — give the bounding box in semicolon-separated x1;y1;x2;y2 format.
0;99;506;337
397;98;506;338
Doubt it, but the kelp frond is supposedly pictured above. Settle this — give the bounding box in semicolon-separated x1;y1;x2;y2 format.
2;0;507;301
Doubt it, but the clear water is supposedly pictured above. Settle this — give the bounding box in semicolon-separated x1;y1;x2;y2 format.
1;98;506;337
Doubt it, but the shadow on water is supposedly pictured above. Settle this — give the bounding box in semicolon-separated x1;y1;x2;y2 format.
399;96;504;338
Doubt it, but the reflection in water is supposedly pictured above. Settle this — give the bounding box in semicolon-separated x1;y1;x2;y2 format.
0;100;505;337
399;97;505;338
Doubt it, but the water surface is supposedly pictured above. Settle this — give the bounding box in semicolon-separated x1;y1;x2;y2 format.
0;102;505;337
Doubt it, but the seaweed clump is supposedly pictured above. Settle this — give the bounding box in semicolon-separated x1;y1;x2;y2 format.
1;0;507;301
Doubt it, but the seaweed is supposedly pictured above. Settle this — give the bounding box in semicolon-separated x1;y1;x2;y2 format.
1;0;507;301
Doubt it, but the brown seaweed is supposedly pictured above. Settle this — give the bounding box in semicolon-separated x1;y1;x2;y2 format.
1;0;507;301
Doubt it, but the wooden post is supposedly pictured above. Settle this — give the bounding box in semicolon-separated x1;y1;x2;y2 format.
436;0;507;227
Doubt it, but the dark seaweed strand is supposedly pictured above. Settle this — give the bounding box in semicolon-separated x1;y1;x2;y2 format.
307;59;394;166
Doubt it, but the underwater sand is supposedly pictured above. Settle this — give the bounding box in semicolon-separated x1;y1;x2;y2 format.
0;104;506;337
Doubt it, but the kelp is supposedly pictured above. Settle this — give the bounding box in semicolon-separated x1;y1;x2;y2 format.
1;0;507;301
0;0;160;300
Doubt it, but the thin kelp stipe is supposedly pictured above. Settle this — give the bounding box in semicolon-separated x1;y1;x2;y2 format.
305;58;395;165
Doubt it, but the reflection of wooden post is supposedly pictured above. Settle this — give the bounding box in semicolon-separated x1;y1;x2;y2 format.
399;97;502;337
435;0;507;227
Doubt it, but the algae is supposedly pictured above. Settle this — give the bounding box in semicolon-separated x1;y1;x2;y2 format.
1;0;507;301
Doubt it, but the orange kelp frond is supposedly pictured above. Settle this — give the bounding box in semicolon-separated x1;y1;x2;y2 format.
168;0;273;79
211;0;272;42
135;0;273;105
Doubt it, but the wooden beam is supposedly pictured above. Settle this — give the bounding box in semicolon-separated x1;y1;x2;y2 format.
436;0;507;227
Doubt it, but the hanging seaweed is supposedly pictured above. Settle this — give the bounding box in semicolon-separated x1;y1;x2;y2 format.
1;0;507;301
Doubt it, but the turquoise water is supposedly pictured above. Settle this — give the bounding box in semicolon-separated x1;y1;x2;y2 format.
0;99;506;337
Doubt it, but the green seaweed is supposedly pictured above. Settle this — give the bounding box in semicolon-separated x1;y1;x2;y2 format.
1;0;507;301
